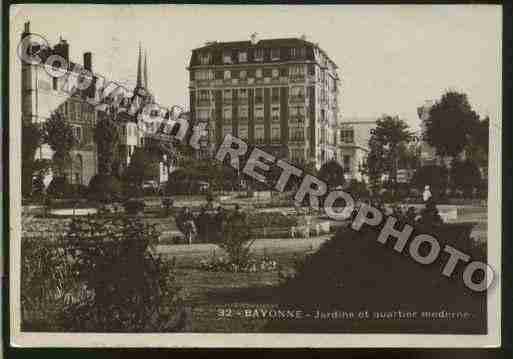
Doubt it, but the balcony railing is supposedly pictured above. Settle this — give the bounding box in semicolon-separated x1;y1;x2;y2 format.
290;75;305;83
223;98;233;105
289;95;306;103
271;116;280;122
289;136;305;142
254;116;264;123
238;116;248;123
289;115;305;123
197;99;212;107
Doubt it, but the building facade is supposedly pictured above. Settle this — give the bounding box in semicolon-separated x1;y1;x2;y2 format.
21;22;181;187
21;22;99;186
337;118;377;182
417;100;439;166
188;35;340;169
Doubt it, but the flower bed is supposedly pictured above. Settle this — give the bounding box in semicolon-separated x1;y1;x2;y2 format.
199;256;278;273
247;212;298;228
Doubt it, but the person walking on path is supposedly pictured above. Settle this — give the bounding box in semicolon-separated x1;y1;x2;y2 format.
423;185;432;203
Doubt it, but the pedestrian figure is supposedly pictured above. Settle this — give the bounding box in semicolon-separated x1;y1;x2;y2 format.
177;207;197;245
423;185;432;203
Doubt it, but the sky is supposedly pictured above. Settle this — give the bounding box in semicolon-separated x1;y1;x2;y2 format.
10;4;502;132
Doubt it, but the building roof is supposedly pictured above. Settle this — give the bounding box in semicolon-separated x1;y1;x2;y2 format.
189;37;338;69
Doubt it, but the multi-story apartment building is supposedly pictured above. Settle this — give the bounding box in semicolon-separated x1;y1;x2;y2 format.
188;34;340;169
21;22;180;187
338;118;377;182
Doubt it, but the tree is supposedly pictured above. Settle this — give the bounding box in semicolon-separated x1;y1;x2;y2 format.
398;142;421;170
94;115;121;176
424;91;480;162
43;112;76;179
466;116;489;169
450;159;482;197
318;160;345;189
411;164;449;199
366;115;414;188
123;147;160;187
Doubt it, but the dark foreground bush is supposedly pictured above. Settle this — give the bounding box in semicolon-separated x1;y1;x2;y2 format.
123;198;145;215
46;177;72;198
272;219;486;333
87;174;122;202
21;216;186;332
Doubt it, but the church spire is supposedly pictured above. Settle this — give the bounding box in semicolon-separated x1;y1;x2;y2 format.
136;42;143;89
144;50;149;89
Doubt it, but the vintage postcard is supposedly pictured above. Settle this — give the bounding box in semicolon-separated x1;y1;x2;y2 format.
9;4;502;347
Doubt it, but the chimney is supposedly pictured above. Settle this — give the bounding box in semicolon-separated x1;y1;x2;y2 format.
54;37;69;62
21;21;31;40
83;52;92;71
250;33;258;45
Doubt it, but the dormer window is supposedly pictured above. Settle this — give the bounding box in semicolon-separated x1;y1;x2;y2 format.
199;52;211;65
223;51;232;64
238;51;247;63
271;48;280;60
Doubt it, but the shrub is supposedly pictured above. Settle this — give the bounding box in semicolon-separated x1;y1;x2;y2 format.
450;159;482;198
21;215;185;332
60;216;183;332
217;210;254;270
247;212;298;228
46;177;72;198
123;199;145;215
87;174;123;203
411;165;449;199
21;232;77;331
318;160;345;189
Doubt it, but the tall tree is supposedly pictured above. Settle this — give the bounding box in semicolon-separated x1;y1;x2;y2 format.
424;91;480;162
94;114;121;176
123;147;160;186
366;115;414;188
467;116;489;169
43;112;76;179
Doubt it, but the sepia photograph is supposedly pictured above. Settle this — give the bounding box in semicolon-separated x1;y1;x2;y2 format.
9;4;502;347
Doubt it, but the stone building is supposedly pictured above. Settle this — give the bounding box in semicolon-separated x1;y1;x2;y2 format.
21;22;98;186
20;22;181;187
337;118;377;182
187;34;341;169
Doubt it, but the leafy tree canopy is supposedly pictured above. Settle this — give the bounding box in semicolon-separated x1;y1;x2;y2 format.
318;160;346;189
424;91;480;158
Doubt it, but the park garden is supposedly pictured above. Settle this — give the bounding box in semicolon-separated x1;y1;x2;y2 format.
19;90;489;333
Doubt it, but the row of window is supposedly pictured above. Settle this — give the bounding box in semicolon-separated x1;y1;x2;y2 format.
211;125;307;142
194;65;310;81
219;126;282;141
196;87;306;103
199;47;307;65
